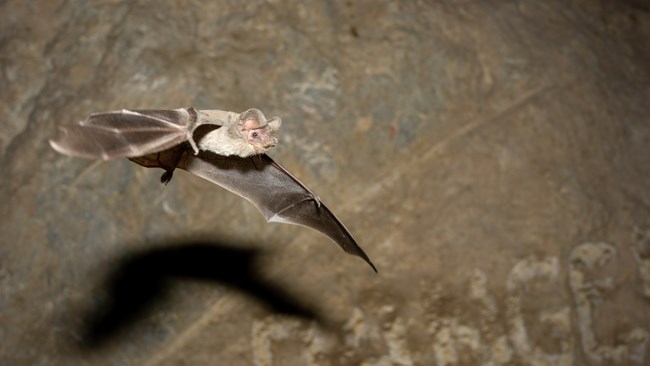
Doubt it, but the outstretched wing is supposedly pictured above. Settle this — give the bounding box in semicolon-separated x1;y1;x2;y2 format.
49;108;212;160
178;151;377;272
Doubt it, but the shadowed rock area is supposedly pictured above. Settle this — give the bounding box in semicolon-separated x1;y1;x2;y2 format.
1;0;649;365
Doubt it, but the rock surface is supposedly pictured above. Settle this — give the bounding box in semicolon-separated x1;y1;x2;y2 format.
1;0;649;365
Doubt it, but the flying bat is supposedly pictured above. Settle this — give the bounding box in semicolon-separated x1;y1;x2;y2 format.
50;107;376;272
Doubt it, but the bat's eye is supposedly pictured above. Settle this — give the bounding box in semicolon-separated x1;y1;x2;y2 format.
251;132;258;138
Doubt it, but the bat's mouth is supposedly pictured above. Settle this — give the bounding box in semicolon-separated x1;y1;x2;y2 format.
254;138;278;153
264;137;278;148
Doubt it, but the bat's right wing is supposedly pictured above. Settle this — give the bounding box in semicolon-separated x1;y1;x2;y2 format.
49;108;219;160
177;151;377;272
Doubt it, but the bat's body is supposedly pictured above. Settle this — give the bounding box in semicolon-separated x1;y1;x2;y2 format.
50;107;376;272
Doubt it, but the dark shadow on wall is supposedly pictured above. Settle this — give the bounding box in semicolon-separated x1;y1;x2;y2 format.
78;240;322;350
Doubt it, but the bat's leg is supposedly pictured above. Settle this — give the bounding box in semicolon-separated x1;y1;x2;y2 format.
155;152;174;185
128;154;175;184
158;146;189;185
129;147;186;185
158;153;180;185
160;168;174;185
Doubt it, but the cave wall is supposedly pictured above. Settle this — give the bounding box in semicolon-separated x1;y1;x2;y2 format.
1;1;649;365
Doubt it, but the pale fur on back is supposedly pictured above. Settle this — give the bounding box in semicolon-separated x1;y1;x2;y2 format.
197;127;257;157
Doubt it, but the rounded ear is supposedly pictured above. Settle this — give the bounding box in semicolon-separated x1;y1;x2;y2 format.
266;117;282;131
239;108;266;128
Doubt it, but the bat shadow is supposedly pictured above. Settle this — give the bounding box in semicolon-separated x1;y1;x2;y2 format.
79;240;323;349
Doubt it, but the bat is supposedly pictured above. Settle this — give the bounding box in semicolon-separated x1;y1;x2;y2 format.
50;107;376;272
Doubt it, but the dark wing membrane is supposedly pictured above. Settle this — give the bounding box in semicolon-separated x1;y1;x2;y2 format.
179;152;377;271
50;109;194;160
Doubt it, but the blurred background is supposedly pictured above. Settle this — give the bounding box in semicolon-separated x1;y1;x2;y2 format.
1;0;649;365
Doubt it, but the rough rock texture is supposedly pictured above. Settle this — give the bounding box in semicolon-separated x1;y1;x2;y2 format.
1;0;649;365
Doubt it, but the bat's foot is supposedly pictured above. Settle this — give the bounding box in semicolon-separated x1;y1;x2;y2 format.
160;170;174;185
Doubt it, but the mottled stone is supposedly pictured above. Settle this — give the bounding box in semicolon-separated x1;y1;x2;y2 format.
1;0;649;365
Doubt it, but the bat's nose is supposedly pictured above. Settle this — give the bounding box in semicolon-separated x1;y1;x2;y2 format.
265;138;278;148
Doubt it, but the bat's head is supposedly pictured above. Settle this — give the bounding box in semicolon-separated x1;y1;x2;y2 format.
239;109;282;154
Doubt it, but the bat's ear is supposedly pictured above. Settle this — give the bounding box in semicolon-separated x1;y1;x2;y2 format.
239;108;266;128
267;116;281;131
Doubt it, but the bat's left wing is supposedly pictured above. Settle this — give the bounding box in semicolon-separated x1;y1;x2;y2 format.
177;151;377;272
49;108;224;159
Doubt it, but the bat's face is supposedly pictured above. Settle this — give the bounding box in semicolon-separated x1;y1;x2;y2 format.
243;118;280;153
